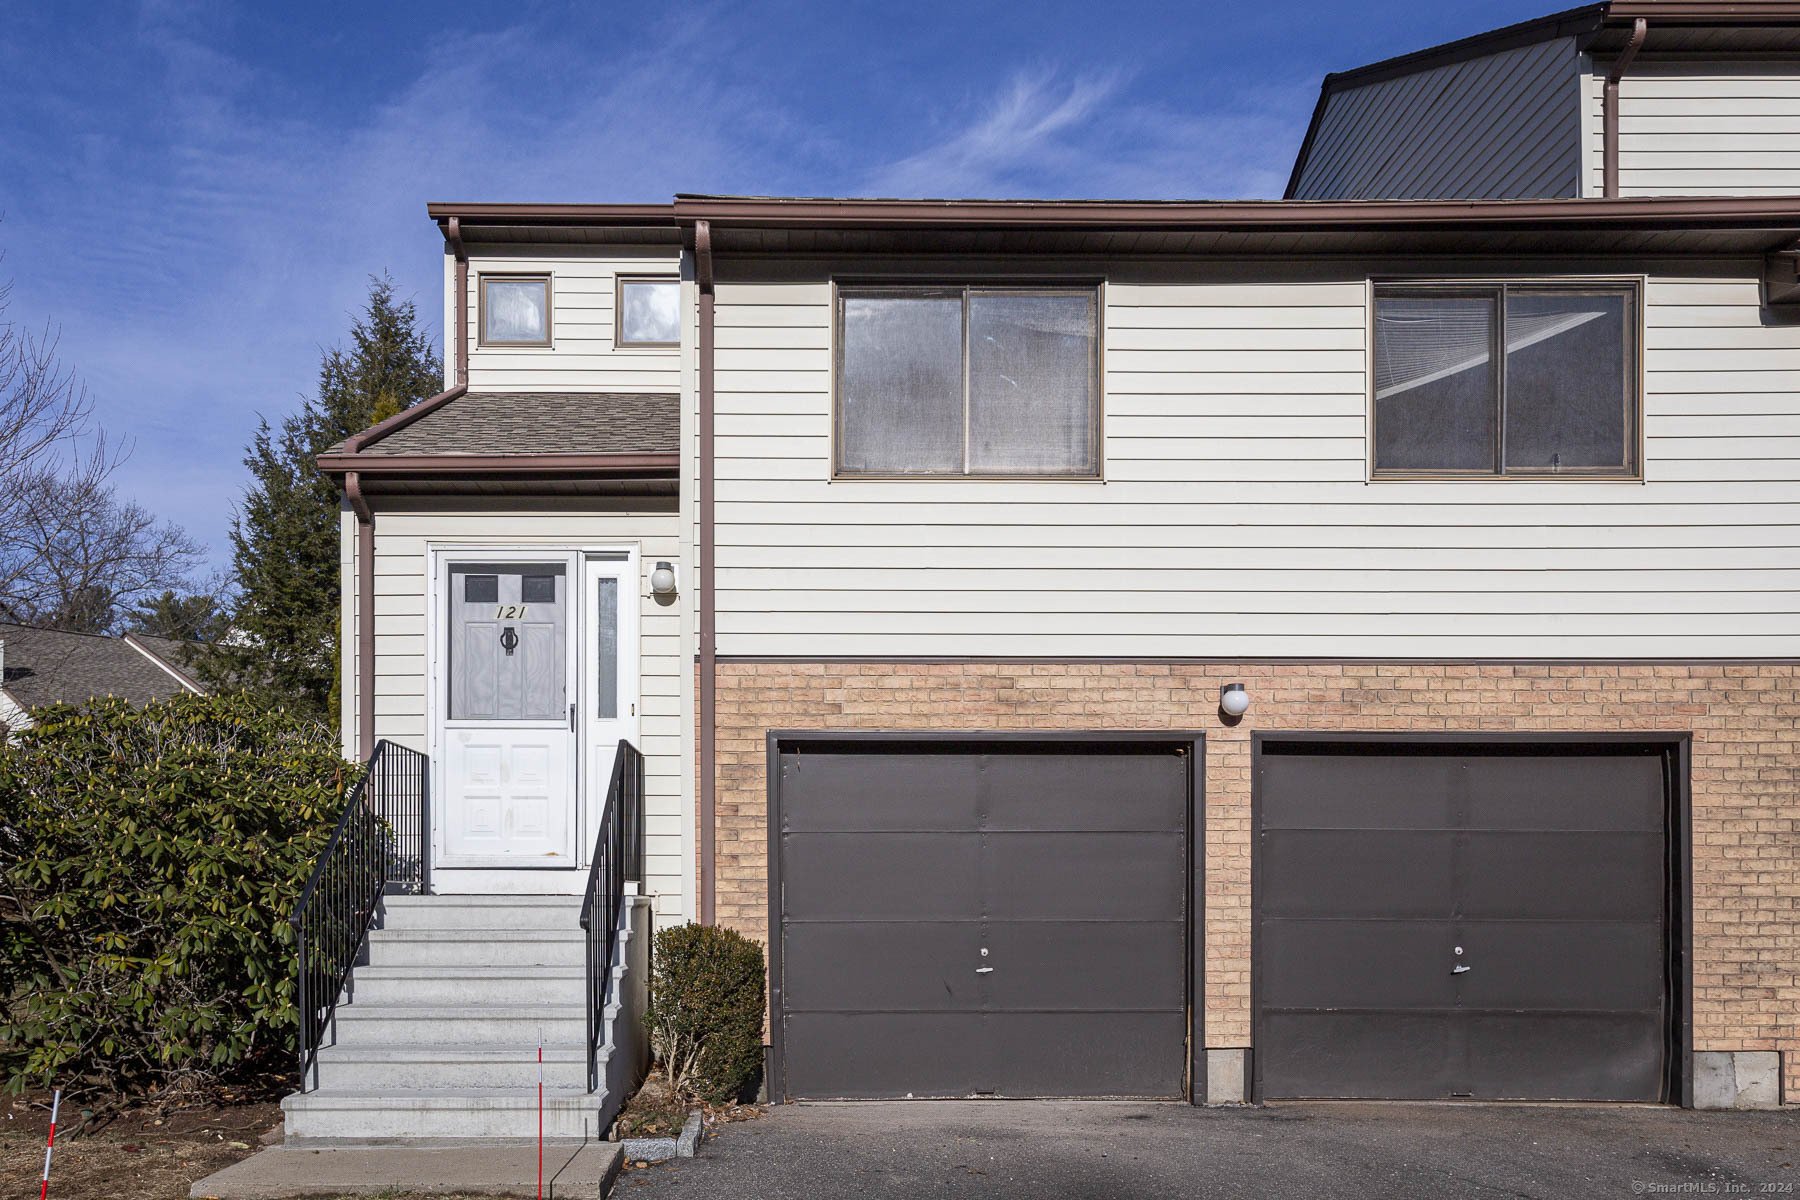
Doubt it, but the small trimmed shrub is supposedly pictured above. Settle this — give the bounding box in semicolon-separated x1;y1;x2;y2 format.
0;693;348;1101
647;923;765;1105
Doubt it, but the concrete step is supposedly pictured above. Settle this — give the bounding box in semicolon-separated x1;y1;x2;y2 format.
350;965;586;1007
330;1003;587;1047
376;895;584;932
365;928;586;968
311;1043;592;1091
282;1088;604;1142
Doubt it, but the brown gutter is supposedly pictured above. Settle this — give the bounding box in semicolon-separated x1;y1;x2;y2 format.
445;217;469;387
695;219;717;927
318;450;678;477
345;471;376;760
671;193;1800;231
1603;17;1650;197
429;202;679;227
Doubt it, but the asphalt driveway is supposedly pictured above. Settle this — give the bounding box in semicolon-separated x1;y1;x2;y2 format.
618;1101;1800;1199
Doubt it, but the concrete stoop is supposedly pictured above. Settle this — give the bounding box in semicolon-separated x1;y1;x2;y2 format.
281;893;651;1144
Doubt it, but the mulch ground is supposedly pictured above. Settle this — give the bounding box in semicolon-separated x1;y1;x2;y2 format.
1;1093;280;1200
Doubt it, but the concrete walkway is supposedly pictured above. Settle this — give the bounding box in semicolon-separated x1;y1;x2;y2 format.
621;1100;1800;1199
188;1141;621;1199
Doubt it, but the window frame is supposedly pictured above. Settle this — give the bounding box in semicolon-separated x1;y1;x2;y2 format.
614;274;682;349
477;273;553;349
1367;277;1644;482
831;281;1105;481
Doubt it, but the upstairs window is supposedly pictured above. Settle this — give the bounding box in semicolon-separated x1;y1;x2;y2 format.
479;275;551;347
617;277;681;346
1372;282;1639;478
835;285;1101;477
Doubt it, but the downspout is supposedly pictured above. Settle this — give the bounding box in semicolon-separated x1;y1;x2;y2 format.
445;217;469;386
696;219;717;926
1603;18;1648;198
345;470;376;760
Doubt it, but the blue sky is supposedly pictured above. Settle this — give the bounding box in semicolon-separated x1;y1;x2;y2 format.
0;0;1553;572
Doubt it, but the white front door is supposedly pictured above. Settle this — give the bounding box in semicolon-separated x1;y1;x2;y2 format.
441;556;578;865
582;555;640;851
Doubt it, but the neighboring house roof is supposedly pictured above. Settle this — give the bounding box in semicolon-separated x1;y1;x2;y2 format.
0;623;206;728
1284;0;1800;198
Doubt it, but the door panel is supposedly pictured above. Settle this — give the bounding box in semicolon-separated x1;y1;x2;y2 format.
442;559;575;865
1256;742;1671;1102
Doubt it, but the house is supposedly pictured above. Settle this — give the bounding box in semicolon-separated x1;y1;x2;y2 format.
0;622;206;734
295;0;1800;1141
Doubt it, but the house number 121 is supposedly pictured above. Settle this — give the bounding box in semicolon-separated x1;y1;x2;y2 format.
494;605;529;619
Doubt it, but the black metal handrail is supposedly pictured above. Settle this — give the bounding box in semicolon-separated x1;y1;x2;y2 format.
291;739;429;1086
579;739;645;1093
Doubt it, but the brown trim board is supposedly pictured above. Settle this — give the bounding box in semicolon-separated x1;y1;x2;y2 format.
317;451;679;478
715;655;1800;666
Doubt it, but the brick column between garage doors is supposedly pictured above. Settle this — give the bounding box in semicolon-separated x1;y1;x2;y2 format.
706;660;1800;1099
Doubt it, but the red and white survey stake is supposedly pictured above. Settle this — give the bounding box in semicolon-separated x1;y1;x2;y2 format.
39;1089;61;1200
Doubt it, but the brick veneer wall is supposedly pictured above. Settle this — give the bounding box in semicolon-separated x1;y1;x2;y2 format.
709;661;1800;1098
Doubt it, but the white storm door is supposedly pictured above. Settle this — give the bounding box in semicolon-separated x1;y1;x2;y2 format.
442;557;578;866
583;554;640;856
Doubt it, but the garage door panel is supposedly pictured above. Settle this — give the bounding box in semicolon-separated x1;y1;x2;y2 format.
984;831;1186;921
1465;754;1665;831
983;1012;1186;1098
781;832;979;921
778;752;982;832
985;920;1186;1011
782;921;981;1012
982;753;1189;832
1459;831;1665;921
783;1013;988;1099
1260;1011;1459;1099
776;742;1192;1102
1260;918;1457;1010
1467;1012;1666;1101
1454;920;1666;1010
1255;740;1671;1103
1259;830;1455;918
1260;753;1457;830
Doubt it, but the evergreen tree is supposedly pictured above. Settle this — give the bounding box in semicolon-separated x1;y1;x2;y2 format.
203;275;440;719
126;588;226;641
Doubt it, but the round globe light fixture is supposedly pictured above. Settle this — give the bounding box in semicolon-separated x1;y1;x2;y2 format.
650;561;678;596
1219;682;1250;718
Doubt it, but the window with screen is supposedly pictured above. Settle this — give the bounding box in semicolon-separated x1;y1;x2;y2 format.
1372;282;1639;478
480;275;551;347
835;285;1100;477
617;277;680;346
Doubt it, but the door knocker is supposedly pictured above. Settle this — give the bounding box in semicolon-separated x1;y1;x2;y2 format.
500;626;519;656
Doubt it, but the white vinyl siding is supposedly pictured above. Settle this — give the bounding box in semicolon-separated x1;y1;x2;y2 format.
708;261;1800;659
464;245;682;391
1290;37;1583;200
1585;61;1800;196
341;498;686;922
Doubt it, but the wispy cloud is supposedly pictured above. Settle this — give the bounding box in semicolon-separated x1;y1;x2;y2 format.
864;66;1298;200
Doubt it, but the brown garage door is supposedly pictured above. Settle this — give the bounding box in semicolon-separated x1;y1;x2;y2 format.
769;736;1197;1101
1254;737;1677;1102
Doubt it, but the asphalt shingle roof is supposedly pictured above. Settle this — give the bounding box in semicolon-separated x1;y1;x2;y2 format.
0;623;204;709
342;391;678;457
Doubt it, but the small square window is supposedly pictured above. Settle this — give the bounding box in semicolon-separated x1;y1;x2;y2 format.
463;574;498;603
520;575;557;604
480;276;550;346
617;277;680;346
